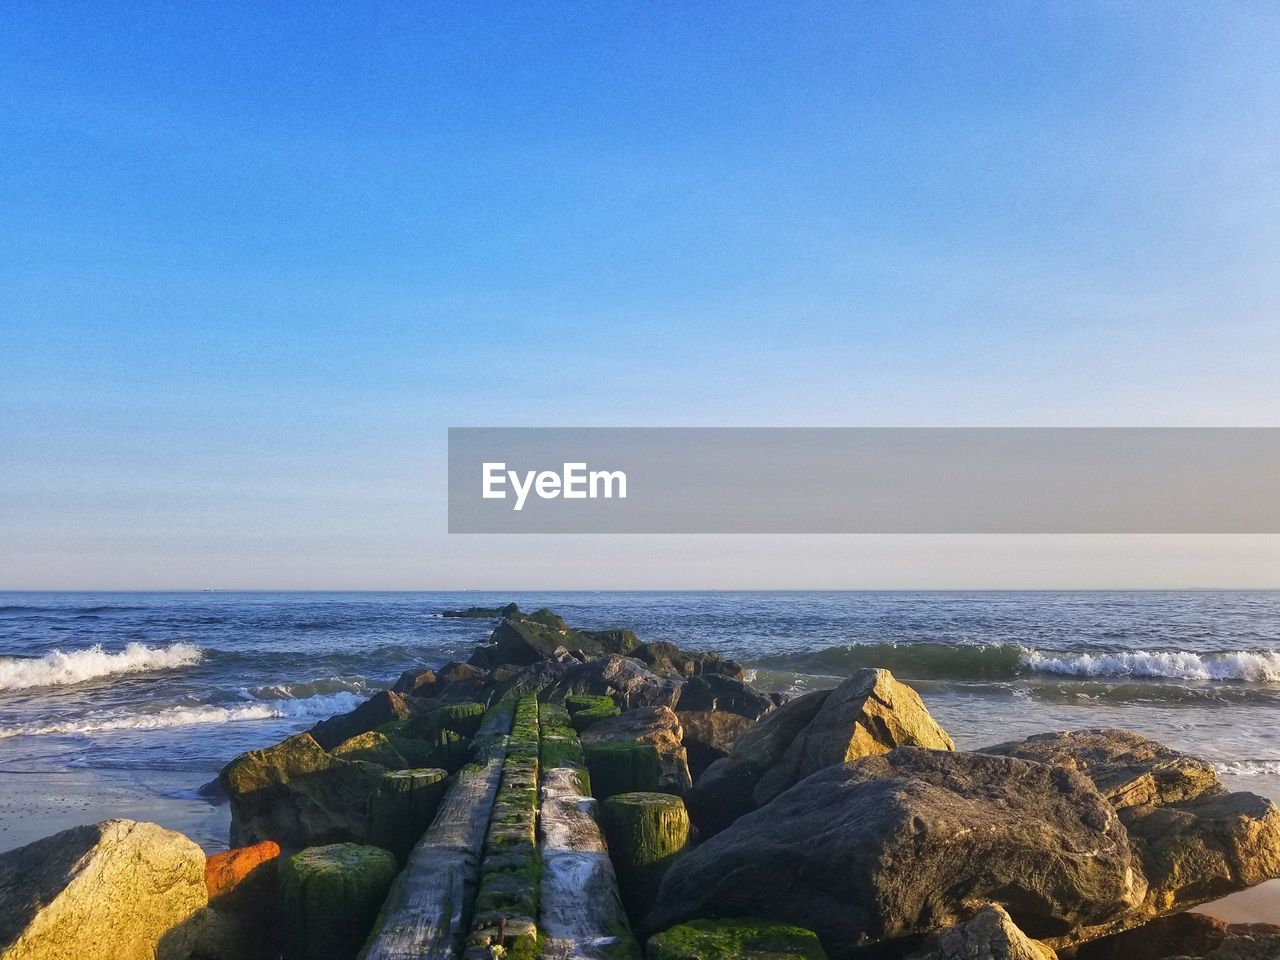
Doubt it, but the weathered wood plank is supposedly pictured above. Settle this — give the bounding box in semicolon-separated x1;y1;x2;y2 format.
361;703;514;960
539;708;639;960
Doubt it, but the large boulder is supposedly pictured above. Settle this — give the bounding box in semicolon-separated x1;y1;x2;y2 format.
980;729;1222;810
633;642;746;681
677;710;756;779
676;674;779;720
909;905;1056;960
646;748;1145;959
983;730;1280;926
391;667;437;696
0;819;208;960
580;706;693;794
219;732;386;848
687;669;954;835
307;690;410;751
582;628;641;655
1122;790;1280;916
471;610;605;667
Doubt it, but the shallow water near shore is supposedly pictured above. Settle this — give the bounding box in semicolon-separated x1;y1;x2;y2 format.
2;590;1279;917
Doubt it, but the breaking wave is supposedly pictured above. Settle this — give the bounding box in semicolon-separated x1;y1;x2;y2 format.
1022;649;1280;682
758;642;1280;683
0;643;204;691
0;690;363;740
1217;760;1280;777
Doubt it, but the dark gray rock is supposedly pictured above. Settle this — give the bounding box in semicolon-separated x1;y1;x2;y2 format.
677;710;756;778
676;674;779;720
647;748;1145;958
308;690;410;751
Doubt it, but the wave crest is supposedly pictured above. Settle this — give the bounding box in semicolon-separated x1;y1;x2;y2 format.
0;643;204;690
1023;650;1280;682
757;642;1280;683
0;690;363;739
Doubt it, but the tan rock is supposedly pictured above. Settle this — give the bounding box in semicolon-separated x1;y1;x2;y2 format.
579;706;692;793
0;819;207;960
910;905;1057;960
687;669;954;834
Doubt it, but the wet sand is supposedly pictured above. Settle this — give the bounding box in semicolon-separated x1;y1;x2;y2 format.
0;767;229;856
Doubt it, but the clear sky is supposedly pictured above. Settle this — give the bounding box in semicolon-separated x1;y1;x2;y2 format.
3;2;1279;589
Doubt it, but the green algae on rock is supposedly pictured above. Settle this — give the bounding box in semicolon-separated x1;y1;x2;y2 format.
332;730;409;768
645;919;829;960
220;732;388;848
367;767;448;865
279;843;398;960
599;793;690;924
584;742;661;800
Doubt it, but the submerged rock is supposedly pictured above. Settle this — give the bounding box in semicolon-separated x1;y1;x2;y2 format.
909;905;1056;960
580;706;692;794
647;748;1144;958
442;603;520;619
219;732;387;848
0;819;208;960
646;918;829;960
687;668;953;835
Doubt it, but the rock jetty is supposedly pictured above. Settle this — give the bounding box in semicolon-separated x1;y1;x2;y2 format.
1;602;1277;960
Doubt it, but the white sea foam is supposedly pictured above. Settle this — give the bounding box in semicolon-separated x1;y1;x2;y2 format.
1021;649;1280;682
0;690;363;740
0;642;203;690
1216;760;1280;777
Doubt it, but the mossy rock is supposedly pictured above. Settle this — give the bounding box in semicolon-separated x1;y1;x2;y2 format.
540;702;573;727
279;843;398;960
645;918;829;960
585;742;661;800
367;767;447;865
435;701;486;737
601;792;690;922
566;694;617;715
541;735;586;771
572;705;623;732
331;730;408;768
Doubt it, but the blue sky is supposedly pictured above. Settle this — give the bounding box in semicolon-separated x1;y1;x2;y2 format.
3;2;1280;588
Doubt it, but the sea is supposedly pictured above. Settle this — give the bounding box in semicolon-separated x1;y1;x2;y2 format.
3;590;1280;858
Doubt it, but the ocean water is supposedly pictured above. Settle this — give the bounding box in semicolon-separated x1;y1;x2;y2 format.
2;590;1280;846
